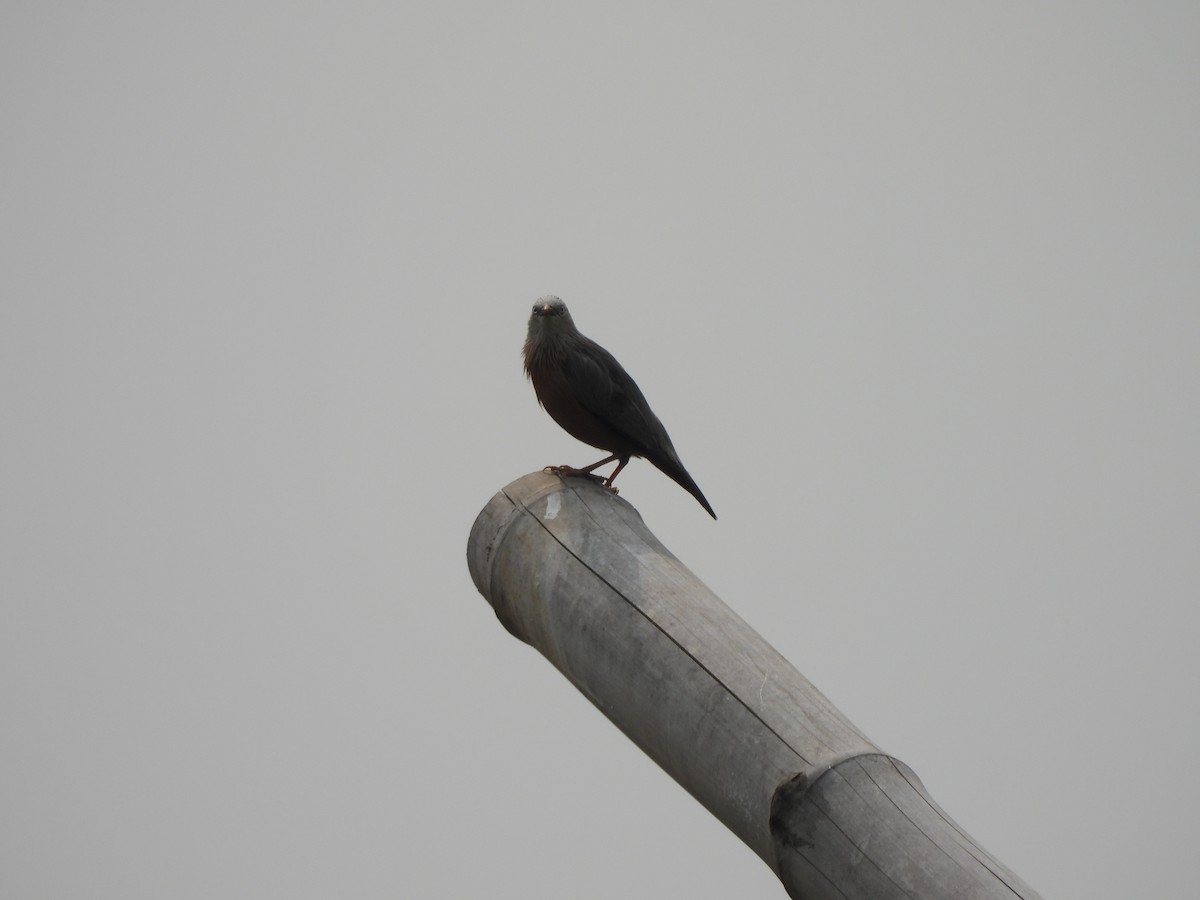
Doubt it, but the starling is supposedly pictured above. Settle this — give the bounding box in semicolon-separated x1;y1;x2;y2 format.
523;296;716;519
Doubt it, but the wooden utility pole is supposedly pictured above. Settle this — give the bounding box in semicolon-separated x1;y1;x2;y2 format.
467;471;1044;899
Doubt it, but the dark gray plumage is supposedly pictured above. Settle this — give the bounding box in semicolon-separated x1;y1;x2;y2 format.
523;295;716;519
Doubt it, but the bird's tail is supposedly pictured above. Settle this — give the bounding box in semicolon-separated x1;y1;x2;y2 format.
648;453;717;520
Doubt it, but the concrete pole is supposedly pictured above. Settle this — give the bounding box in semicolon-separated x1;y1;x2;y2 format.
467;471;1044;900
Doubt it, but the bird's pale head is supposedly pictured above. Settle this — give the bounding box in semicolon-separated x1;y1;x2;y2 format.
526;295;578;338
524;295;579;372
529;295;572;325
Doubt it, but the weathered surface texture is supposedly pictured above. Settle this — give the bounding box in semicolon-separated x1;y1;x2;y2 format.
467;471;1043;899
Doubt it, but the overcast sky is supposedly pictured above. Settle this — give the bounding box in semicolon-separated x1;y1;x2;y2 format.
3;4;1198;898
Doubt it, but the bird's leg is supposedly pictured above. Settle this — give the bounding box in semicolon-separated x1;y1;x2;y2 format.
545;454;626;494
602;456;630;490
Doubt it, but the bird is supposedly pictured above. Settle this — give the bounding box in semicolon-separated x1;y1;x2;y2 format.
523;295;716;519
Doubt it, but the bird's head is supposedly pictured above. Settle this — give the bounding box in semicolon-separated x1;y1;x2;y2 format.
524;295;579;371
527;295;576;334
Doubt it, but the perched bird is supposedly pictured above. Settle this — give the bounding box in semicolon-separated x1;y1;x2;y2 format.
523;295;716;519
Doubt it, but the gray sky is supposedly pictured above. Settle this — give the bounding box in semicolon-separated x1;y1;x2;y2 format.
3;3;1198;898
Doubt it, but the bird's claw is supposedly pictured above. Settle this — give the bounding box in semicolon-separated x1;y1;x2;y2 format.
544;465;619;494
544;465;603;483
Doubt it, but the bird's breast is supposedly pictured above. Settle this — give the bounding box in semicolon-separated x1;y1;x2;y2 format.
531;365;634;455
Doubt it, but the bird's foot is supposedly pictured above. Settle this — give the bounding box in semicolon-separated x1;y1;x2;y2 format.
544;466;620;494
544;465;606;483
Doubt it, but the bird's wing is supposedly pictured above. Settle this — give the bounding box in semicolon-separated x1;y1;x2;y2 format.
563;335;679;460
